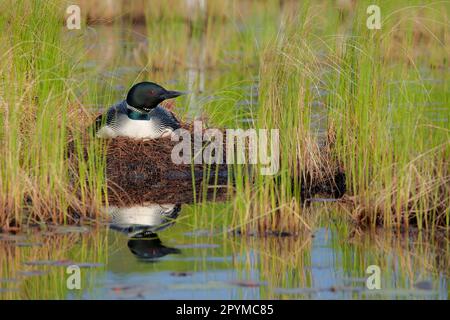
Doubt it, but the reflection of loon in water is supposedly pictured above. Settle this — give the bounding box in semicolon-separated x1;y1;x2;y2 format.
108;203;181;236
107;203;182;260
127;233;181;260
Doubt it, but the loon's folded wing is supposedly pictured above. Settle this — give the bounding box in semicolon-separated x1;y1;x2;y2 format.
89;100;127;135
154;105;181;130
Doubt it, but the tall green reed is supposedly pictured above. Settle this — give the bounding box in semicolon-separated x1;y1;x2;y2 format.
326;0;449;230
0;0;107;228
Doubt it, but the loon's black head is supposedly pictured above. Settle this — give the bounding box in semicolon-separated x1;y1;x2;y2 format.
126;81;184;112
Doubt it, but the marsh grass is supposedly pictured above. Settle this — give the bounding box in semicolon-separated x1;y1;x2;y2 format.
0;0;448;234
211;0;449;234
143;0;280;74
0;0;107;228
325;0;449;231
224;5;348;235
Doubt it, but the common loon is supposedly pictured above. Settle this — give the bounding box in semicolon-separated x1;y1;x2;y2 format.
95;82;184;139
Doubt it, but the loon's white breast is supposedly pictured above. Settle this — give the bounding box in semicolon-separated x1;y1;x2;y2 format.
96;103;180;140
109;204;176;225
97;115;171;139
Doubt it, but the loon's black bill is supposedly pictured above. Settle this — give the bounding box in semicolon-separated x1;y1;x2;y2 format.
162;90;185;100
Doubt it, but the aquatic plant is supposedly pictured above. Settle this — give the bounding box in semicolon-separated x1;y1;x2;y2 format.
325;0;449;231
0;0;107;228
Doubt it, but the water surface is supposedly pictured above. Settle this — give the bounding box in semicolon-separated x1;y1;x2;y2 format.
1;202;448;300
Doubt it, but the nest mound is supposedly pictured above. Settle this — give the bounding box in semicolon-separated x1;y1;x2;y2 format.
106;136;228;206
69;121;346;206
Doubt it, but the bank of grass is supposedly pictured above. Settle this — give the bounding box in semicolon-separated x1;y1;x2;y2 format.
223;5;346;235
325;0;449;231
0;0;107;229
224;0;449;234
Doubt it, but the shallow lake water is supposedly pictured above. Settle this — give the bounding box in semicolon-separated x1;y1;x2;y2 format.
97;223;449;300
1;200;448;300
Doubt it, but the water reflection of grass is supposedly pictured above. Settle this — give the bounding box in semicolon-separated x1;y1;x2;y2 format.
1;204;447;299
231;233;314;299
227;207;449;299
332;218;450;299
0;229;108;299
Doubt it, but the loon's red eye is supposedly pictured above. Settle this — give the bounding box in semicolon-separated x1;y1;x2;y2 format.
148;89;156;96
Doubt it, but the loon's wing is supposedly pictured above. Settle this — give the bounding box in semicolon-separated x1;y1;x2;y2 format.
153;105;181;130
90;100;127;135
